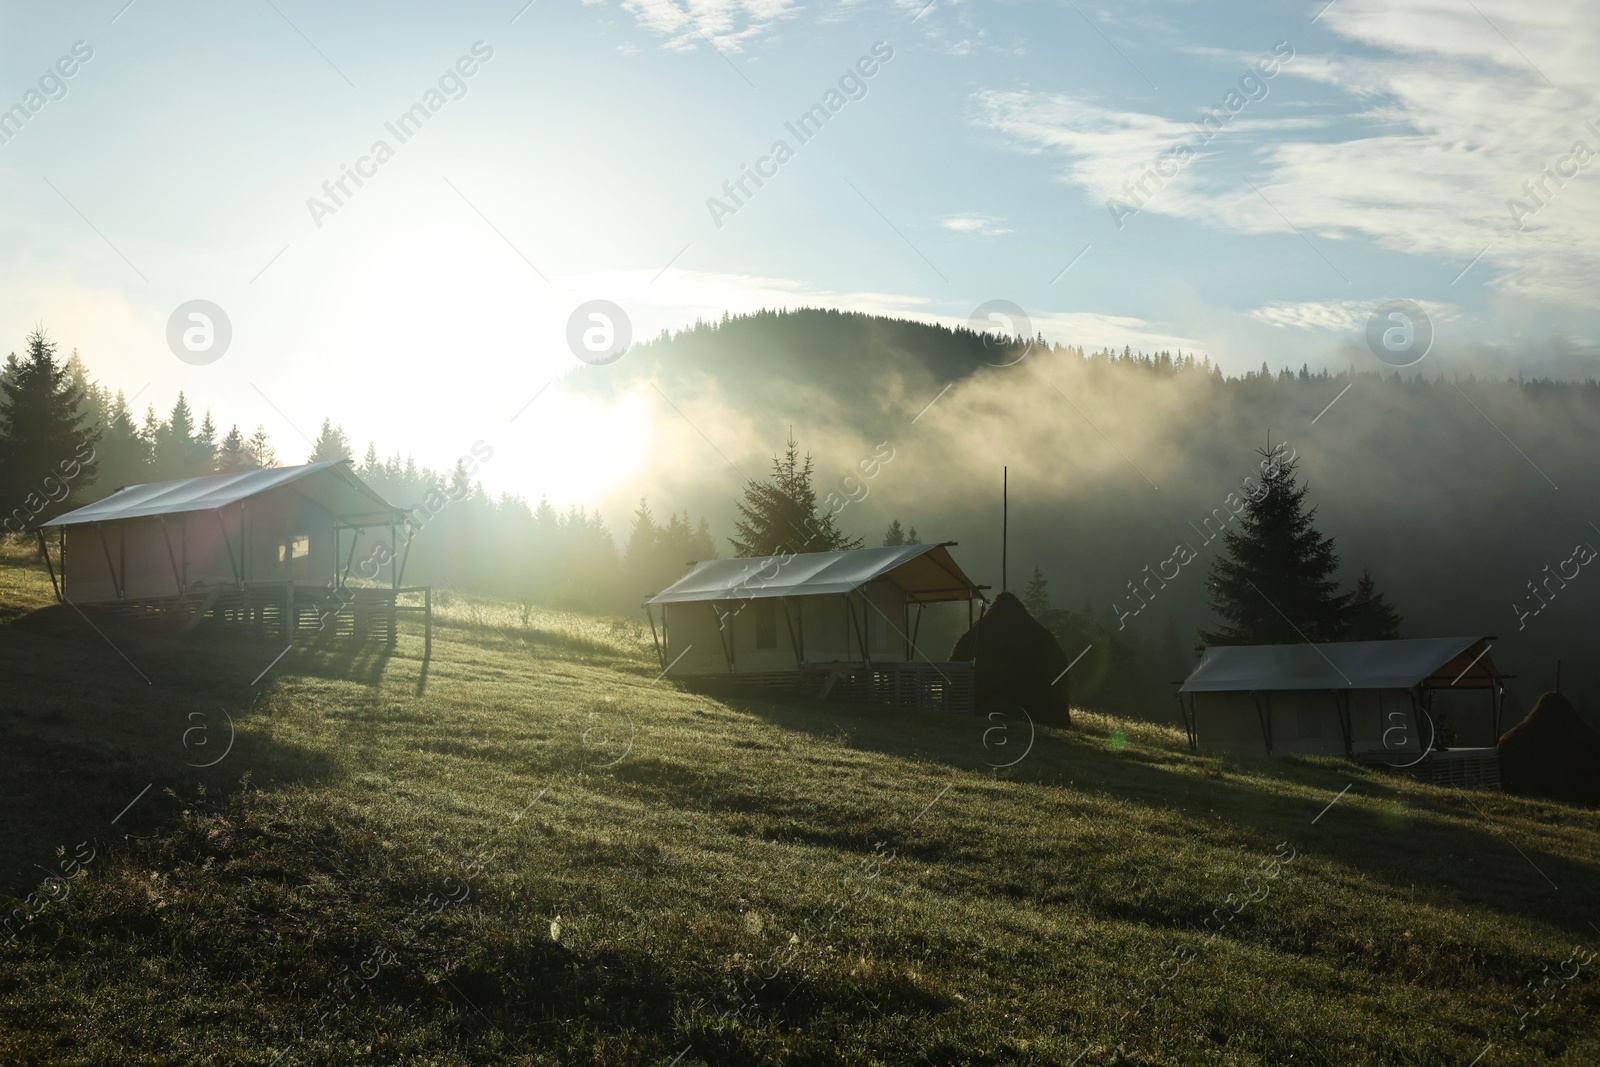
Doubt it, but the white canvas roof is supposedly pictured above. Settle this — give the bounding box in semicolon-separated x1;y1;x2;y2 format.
1180;636;1495;693
42;462;403;528
647;543;983;605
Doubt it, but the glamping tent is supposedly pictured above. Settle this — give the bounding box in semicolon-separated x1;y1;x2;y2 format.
1499;692;1600;806
645;542;986;712
37;462;425;639
949;591;1071;724
1178;637;1506;770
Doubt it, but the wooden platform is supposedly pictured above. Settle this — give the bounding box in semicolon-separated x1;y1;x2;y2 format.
1411;747;1501;791
81;581;431;646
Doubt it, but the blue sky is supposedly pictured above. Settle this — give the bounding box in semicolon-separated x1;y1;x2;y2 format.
2;0;1596;505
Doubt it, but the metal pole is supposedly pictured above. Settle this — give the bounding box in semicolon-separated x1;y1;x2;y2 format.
1002;466;1008;593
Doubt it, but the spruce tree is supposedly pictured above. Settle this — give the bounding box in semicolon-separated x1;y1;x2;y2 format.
1200;444;1348;645
1023;566;1050;617
216;425;251;473
154;394;197;479
195;411;219;474
309;418;352;463
0;330;101;527
729;434;862;557
246;425;277;469
1345;567;1403;640
883;518;907;547
97;389;151;490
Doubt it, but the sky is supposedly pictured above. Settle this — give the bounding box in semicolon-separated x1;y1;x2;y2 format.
2;0;1597;508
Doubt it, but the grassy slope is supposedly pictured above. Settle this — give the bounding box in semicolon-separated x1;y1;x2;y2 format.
0;543;1597;1066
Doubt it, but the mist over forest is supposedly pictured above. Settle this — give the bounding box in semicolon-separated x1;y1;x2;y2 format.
559;308;1600;720
22;307;1597;723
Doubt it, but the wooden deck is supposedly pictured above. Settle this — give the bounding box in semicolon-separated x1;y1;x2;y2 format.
81;580;431;646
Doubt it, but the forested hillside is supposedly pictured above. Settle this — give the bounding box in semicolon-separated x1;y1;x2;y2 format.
6;310;1597;721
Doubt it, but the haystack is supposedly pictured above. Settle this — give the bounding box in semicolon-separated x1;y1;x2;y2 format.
950;591;1071;724
1498;691;1600;806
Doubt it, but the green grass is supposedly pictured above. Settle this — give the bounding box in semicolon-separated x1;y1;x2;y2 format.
1;541;1597;1065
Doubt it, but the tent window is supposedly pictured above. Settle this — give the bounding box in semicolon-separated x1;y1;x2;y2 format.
754;600;777;649
279;533;310;577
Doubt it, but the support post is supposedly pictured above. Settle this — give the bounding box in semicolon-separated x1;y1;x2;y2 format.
340;526;360;588
780;597;802;670
95;522;123;600
216;510;240;586
710;601;734;672
1334;689;1354;758
845;593;870;664
645;604;664;671
35;529;61;602
1253;691;1273;754
159;517;184;596
1177;691;1196;751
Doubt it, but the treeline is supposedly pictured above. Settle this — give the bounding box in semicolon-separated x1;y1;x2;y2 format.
0;331;714;614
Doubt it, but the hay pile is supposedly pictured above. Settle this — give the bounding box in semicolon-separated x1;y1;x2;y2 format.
950;591;1071;725
1498;691;1600;806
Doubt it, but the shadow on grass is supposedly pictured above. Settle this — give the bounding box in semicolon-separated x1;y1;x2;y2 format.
0;604;347;897
712;692;1600;951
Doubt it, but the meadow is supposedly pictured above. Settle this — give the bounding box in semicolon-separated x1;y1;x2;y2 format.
0;541;1596;1066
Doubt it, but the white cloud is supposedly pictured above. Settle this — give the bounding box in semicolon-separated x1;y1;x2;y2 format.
1245;298;1458;333
974;0;1600;309
940;213;1013;236
618;0;802;51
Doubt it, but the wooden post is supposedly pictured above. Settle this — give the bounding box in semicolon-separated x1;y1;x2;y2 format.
1254;691;1273;754
1334;689;1354;758
95;522;123;600
710;601;734;672
646;604;664;670
424;586;433;662
780;597;802;670
35;529;61;602
216;510;240;586
159;517;184;595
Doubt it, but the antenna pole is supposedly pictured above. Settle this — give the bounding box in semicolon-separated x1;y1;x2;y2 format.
1002;466;1008;593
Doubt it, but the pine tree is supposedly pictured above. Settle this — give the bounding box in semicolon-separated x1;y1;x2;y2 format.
883;519;907;547
154;393;198;479
1022;566;1050;617
623;497;659;593
729;434;862;557
195;411;219;473
690;516;715;561
0;329;101;528
246;425;278;469
96;389;151;490
360;443;382;482
216;425;251;473
1345;567;1403;640
1200;444;1349;645
309;418;352;463
906;525;921;544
